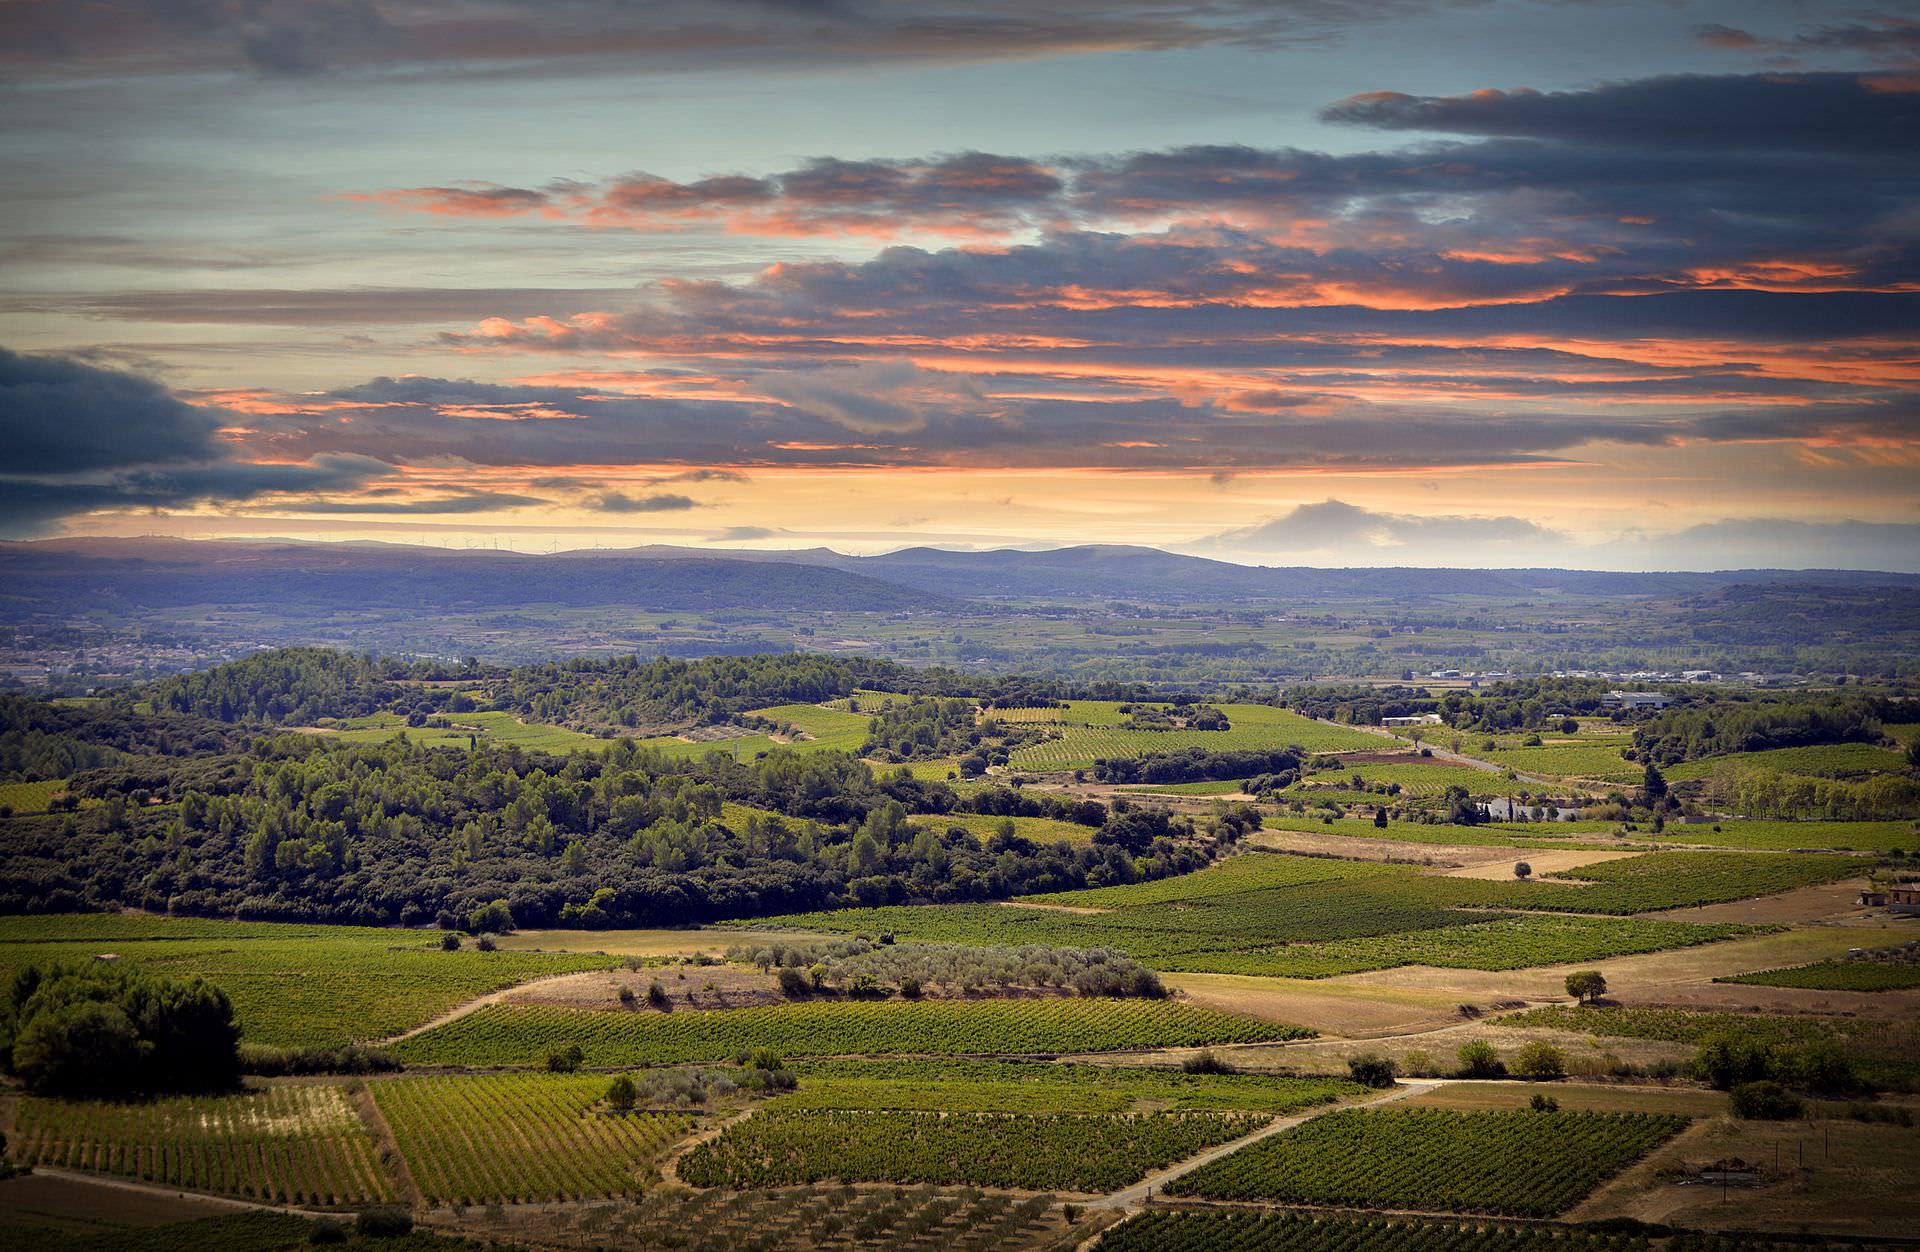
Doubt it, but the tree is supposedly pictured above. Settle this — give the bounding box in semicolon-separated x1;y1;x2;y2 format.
1373;806;1389;829
1512;1040;1567;1080
776;967;810;997
1730;1080;1804;1120
1642;762;1668;804
1564;970;1607;1004
1529;1092;1560;1112
1456;1040;1504;1078
3;963;241;1098
606;1074;637;1113
1347;1053;1399;1089
546;1044;584;1073
440;932;461;951
1559;718;1580;735
1514;861;1532;880
467;898;515;934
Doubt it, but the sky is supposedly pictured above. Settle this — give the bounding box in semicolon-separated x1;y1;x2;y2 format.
1;0;1916;570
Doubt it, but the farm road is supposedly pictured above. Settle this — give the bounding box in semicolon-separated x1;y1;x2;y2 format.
1088;1077;1447;1211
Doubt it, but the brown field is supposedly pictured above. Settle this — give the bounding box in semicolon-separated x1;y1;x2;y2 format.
1245;827;1497;866
1215;1017;1695;1079
1572;1116;1920;1237
1648;879;1875;925
0;1171;243;1236
1160;971;1465;1038
1442;849;1640;879
1402;1081;1729;1116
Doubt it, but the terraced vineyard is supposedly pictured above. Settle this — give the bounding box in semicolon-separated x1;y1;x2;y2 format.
1025;850;1396;908
10;1083;395;1206
373;1074;696;1204
1156;914;1755;979
678;1109;1266;1191
1098;1210;1683;1251
1166;1108;1688;1216
394;998;1308;1067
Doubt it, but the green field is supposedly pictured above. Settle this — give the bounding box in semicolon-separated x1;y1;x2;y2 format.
372;1073;696;1204
1166;1108;1688;1216
1665;742;1911;783
1263;816;1623;851
679;1108;1264;1192
0;913;616;1048
1116;778;1252;795
776;1058;1363;1114
911;811;1102;844
11;1084;396;1206
0;778;69;813
1156;914;1756;979
756;849;1834;974
392;997;1309;1067
1007;702;1380;772
1461;738;1639;782
743;700;874;753
1293;761;1509;799
1715;960;1920;992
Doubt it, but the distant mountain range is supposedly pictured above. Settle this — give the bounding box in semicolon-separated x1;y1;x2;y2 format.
2;536;1915;617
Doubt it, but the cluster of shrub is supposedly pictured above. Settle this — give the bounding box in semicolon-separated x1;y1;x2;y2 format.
731;938;1167;1000
0;963;241;1097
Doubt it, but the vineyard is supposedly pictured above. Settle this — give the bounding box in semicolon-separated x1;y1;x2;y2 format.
914;812;1100;844
10;1083;396;1206
1717;959;1920;992
0;777;68;813
1166;1108;1688;1216
1293;762;1507;799
758;849;1794;973
742;701;873;753
1462;739;1639;783
0;922;617;1048
393;998;1309;1067
372;1073;696;1204
678;1109;1267;1192
1156;915;1755;979
1507;1004;1911;1052
776;1058;1363;1114
1098;1210;1672;1251
1648;818;1920;853
1664;743;1910;783
446;1183;1081;1251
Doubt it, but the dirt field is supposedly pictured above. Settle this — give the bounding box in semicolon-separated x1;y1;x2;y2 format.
1402;1081;1729;1116
1211;1017;1695;1079
506;961;789;1011
1572;1116;1920;1236
1246;827;1499;866
1441;849;1640;879
1161;971;1466;1038
1328;923;1908;1012
1649;879;1874;925
0;1172;241;1235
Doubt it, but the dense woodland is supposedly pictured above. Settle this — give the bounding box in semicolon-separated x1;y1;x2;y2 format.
0;732;1226;925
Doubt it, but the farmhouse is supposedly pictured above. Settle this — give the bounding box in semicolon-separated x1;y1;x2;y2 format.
1889;885;1920;917
1602;691;1673;710
1382;714;1444;727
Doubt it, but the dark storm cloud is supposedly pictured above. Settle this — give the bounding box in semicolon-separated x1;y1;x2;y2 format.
0;0;1483;80
1320;72;1920;154
1;345;221;473
0;348;398;536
